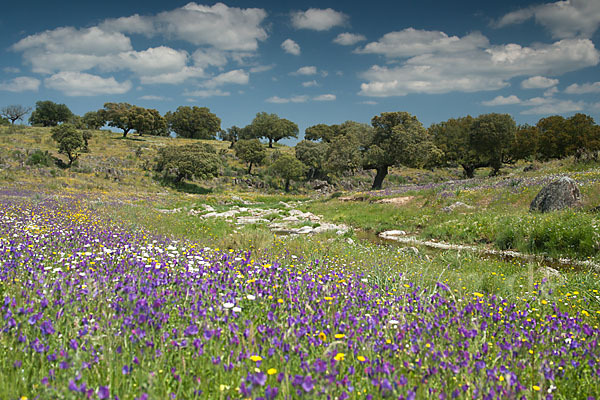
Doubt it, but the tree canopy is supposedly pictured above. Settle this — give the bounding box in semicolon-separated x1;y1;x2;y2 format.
51;124;86;166
364;111;433;190
295;140;329;180
82;111;105;130
155;143;221;183
234;139;266;174
99;103;135;137
269;153;307;192
248;112;298;148
165;106;221;139
29;101;73;127
469;113;516;175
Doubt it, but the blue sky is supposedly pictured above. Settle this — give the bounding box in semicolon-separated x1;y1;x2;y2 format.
1;0;599;141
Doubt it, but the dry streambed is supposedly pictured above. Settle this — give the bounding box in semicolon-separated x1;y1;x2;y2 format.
157;199;349;236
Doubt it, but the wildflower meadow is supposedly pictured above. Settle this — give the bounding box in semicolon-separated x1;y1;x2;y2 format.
0;190;599;399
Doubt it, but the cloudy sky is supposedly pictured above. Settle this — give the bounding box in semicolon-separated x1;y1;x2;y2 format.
1;0;599;139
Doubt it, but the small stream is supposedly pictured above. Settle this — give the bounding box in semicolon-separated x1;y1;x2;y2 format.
354;230;599;273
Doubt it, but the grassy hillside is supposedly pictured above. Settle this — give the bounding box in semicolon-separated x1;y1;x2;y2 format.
1;125;600;399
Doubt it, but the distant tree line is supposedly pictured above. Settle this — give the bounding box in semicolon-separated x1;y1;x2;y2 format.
3;99;599;191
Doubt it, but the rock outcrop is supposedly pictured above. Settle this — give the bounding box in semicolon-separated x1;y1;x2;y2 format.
529;177;581;213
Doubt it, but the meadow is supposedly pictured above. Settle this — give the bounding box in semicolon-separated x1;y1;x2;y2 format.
0;126;599;399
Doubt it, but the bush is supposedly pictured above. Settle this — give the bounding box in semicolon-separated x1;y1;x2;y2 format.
51;124;86;167
155;143;221;183
26;150;54;167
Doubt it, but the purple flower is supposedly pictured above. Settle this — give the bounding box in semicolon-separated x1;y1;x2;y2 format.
68;380;79;392
122;365;130;375
251;372;267;386
184;324;199;336
301;375;314;392
265;386;278;400
98;386;110;399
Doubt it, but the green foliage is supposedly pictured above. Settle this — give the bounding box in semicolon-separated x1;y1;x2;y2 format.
82;111;105;130
1;104;31;124
430;116;484;178
50;123;85;166
99;103;135;137
248;112;298;148
26;149;54;167
29;100;73;127
304;123;337;142
469;113;517;175
0;117;8;126
536;114;600;161
295;140;328;179
269;153;307;192
365;111;435;189
132;108;168;136
220;125;241;148
165;106;221;139
155;143;221;183
234;139;266;174
324;133;362;176
511;124;539;161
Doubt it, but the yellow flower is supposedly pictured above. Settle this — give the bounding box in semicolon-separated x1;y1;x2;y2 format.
277;299;284;304
357;356;366;362
324;296;334;301
334;352;345;361
473;292;484;298
250;355;262;362
267;368;277;375
498;376;504;382
334;333;345;339
318;332;327;341
533;385;540;391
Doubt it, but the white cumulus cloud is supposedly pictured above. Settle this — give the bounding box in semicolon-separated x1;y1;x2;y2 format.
314;94;336;101
521;76;559;89
302;80;318;87
44;71;131;96
266;95;309;103
482;95;522;106
292;66;317;76
521;98;586;114
495;0;600;39
203;69;249;88
101;3;268;51
357;29;489;58
358;32;599;97
333;33;366;46
291;8;348;31
281;39;301;55
0;76;40;92
183;89;230;98
564;81;600;94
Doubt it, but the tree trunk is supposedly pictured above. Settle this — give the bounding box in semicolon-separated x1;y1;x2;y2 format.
269;138;273;148
123;129;130;138
248;162;253;175
462;164;475;178
285;178;290;192
371;165;388;190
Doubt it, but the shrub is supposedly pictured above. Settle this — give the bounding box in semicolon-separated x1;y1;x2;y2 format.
154;143;221;183
26;150;53;167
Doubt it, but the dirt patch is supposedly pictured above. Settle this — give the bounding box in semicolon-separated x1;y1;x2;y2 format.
375;196;415;206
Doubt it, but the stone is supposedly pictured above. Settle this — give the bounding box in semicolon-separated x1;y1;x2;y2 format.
379;230;407;239
400;246;420;256
441;202;474;213
529;177;581;213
